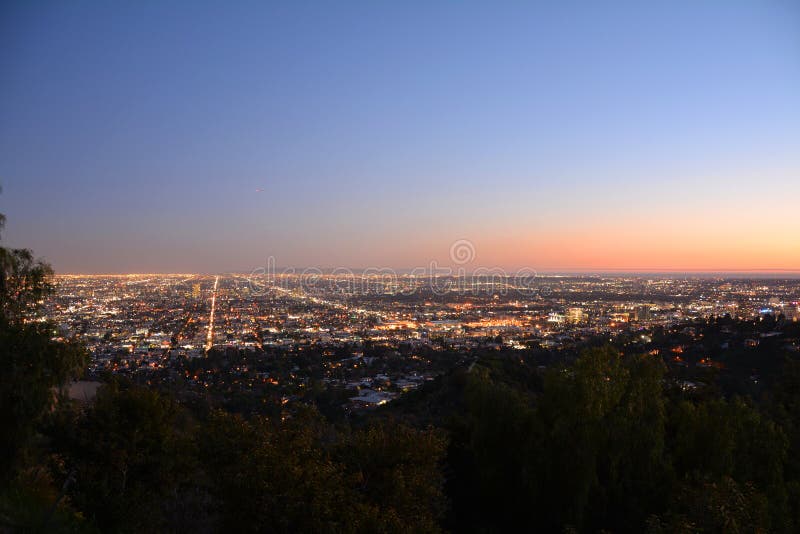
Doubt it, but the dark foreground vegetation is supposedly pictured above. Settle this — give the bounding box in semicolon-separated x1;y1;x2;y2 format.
4;220;800;532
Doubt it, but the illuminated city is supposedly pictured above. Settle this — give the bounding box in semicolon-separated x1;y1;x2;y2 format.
44;273;800;411
2;1;799;531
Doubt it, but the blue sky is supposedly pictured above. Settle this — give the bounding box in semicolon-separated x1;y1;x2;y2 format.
1;1;798;272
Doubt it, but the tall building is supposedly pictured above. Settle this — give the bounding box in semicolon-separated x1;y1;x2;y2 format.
635;305;652;322
782;304;800;322
192;283;201;299
567;307;585;324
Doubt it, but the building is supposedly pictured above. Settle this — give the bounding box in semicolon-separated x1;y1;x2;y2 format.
635;305;652;322
784;306;800;322
567;307;585;324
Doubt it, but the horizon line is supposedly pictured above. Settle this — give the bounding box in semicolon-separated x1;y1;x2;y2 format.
55;268;800;278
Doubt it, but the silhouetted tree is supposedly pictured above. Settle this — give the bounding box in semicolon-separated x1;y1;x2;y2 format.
0;208;88;530
51;381;202;532
0;209;87;482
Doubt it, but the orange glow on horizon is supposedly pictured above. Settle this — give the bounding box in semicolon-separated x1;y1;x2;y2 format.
461;224;800;272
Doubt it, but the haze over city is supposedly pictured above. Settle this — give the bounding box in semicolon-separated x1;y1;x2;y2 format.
2;1;799;273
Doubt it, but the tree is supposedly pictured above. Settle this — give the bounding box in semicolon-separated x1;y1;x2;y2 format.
0;209;87;482
447;347;672;532
534;347;671;531
0;206;88;530
52;381;204;532
337;420;448;532
647;476;770;534
201;407;448;533
201;407;357;533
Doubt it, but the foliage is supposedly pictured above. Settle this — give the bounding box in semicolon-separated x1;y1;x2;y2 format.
0;322;87;480
0;212;87;483
201;407;447;533
0;210;88;530
51;381;203;532
439;346;794;532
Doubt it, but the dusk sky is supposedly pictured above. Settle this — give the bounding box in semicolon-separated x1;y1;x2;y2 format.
1;1;799;273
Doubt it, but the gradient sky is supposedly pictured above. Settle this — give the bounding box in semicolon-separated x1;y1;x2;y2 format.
1;1;799;273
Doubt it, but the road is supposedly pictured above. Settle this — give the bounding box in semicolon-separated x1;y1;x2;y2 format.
205;275;219;353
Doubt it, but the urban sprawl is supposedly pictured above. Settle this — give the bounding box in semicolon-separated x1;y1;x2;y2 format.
48;274;800;414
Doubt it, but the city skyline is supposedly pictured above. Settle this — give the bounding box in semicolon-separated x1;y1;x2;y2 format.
2;1;799;273
4;3;800;529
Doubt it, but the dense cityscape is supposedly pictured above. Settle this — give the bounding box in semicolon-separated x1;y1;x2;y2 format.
50;273;800;414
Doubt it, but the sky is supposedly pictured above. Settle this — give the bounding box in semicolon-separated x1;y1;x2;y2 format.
1;1;799;274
